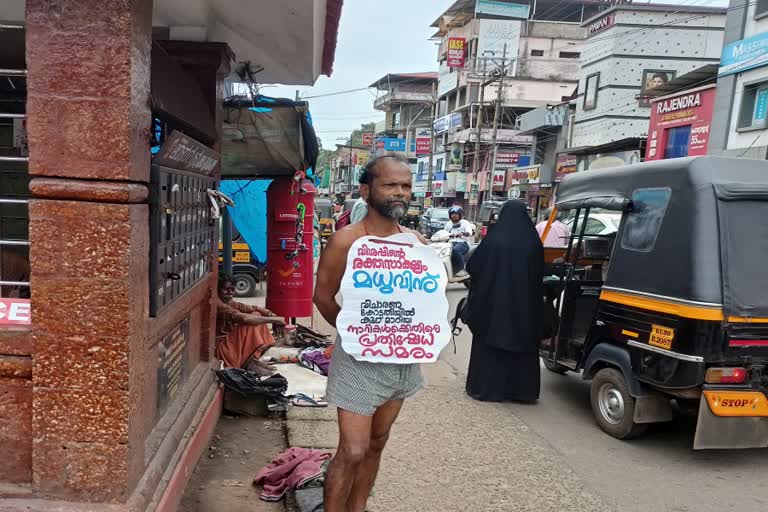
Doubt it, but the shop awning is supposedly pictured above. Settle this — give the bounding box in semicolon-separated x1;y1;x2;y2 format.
221;95;319;179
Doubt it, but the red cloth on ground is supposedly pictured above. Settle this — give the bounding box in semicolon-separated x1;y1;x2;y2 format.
254;447;332;502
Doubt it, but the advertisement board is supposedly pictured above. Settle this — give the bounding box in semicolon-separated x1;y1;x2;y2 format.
478;19;522;62
475;0;530;19
416;128;431;155
492;170;506;191
555;154;577;181
438;62;458;97
362;133;374;146
495;151;520;168
507;165;540;186
449;143;464;170
447;37;467;68
456;171;468;193
576;150;641;171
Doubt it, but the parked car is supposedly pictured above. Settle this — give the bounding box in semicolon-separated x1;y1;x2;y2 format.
564;211;622;236
420;207;451;238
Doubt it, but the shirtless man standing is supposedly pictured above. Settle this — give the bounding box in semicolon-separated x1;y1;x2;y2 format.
314;154;428;512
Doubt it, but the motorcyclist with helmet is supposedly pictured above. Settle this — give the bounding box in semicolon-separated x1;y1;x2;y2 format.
445;206;474;277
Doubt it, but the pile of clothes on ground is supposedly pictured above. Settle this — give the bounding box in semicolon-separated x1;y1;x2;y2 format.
254;447;332;512
215;323;334;410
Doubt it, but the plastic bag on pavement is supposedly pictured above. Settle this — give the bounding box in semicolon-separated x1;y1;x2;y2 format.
214;368;289;403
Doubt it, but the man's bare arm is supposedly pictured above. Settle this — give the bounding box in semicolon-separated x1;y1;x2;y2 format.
313;229;356;328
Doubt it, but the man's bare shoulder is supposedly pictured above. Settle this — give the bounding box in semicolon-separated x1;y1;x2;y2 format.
327;224;367;252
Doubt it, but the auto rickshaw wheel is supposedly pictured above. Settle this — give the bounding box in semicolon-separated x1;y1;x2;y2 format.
233;273;257;298
590;368;647;440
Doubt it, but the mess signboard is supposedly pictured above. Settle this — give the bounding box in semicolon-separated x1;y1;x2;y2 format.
337;234;450;364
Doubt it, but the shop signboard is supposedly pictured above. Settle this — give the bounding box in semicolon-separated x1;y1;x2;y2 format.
646;85;716;161
450;112;463;130
447;37;467;68
357;151;369;166
434;112;463;135
416;129;432;155
492;170;506;191
555;154;577;181
0;298;31;326
508;165;540;185
495;151;520;168
478;19;522;62
586;13;615;38
337;234;451;364
719;31;768;77
475;0;530;19
362;133;374;146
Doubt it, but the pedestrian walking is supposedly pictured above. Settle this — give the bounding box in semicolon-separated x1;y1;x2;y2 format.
464;200;544;402
313;154;429;512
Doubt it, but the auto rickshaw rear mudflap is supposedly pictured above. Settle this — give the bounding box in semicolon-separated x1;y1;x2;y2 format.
693;386;768;449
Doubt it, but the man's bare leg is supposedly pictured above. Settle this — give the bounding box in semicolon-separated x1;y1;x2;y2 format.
347;399;404;512
324;409;373;512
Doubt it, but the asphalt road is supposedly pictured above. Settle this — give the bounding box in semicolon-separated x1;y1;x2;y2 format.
442;285;767;512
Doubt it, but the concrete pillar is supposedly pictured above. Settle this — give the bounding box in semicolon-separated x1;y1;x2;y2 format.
25;0;152;502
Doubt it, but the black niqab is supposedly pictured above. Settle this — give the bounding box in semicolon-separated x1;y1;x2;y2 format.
464;200;543;402
466;200;544;352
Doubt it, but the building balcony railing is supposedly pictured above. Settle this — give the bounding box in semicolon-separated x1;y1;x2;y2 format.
374;90;434;110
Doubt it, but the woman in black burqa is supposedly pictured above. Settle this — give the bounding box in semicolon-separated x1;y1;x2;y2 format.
465;200;544;402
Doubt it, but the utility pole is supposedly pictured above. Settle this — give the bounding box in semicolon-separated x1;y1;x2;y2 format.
470;59;488;219
426;82;437;207
486;44;508;204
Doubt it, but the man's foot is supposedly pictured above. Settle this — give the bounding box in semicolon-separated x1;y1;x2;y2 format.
455;270;468;278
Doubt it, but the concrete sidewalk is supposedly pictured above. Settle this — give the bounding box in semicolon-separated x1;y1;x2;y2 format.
286;358;616;512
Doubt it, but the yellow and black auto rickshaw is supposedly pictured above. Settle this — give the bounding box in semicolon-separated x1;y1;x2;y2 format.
540;156;768;449
316;197;334;241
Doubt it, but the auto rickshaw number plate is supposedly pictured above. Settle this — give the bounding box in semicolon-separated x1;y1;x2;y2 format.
233;251;250;263
649;324;675;350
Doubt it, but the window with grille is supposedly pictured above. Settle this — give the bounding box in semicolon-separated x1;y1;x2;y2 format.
0;49;29;304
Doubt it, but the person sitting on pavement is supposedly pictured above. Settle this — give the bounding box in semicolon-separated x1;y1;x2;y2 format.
215;274;285;374
445;206;474;277
535;209;571;247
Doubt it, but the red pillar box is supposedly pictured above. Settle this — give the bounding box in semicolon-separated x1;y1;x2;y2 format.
266;177;316;318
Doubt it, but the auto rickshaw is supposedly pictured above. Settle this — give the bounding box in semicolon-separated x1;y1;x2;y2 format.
477;199;507;239
539;156;768;450
402;202;423;230
316;197;334;240
217;220;265;298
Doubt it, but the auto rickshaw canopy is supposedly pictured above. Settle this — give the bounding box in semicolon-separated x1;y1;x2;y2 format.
554;156;768;319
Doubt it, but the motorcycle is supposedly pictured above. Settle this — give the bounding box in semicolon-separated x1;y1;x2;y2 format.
430;229;475;289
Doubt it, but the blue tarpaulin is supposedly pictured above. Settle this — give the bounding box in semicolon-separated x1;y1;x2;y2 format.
220;180;272;264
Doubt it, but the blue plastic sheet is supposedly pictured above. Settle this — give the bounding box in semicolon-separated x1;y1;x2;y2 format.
219;180;272;264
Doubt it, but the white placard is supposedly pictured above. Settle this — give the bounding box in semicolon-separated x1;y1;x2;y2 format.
337;233;450;364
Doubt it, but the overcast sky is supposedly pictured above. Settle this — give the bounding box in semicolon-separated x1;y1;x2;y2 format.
270;0;729;148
